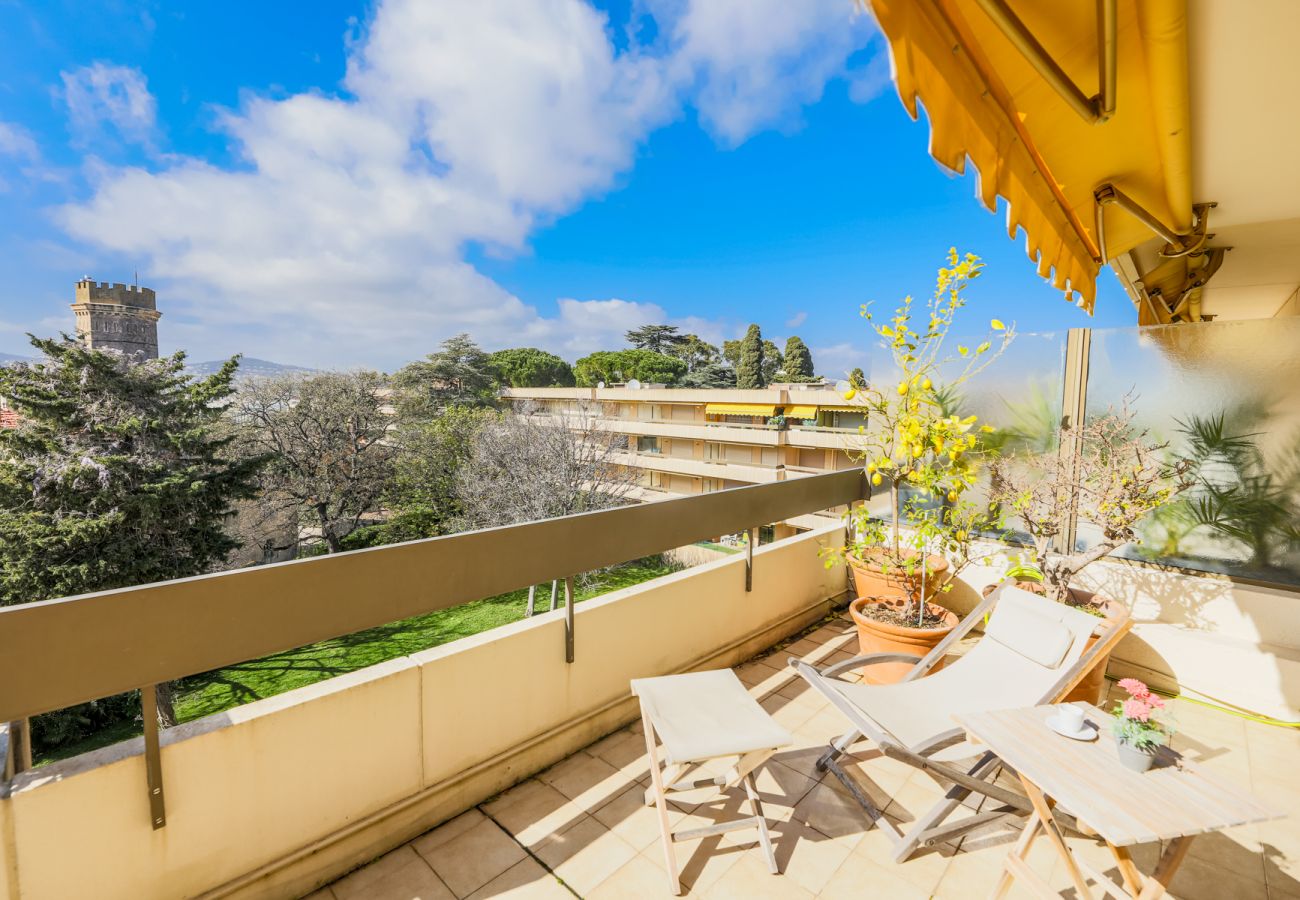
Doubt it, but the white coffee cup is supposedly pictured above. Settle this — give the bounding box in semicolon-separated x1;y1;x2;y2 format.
1055;704;1085;733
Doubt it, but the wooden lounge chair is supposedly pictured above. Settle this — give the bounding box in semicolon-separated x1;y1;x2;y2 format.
790;581;1132;863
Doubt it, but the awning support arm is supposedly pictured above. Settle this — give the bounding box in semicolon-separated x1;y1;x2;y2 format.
1094;184;1214;262
974;0;1117;124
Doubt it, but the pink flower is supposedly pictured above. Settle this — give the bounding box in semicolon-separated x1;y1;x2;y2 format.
1122;698;1151;722
1146;693;1165;710
1117;678;1153;701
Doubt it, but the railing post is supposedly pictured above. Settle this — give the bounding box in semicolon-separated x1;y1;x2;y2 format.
1056;328;1092;555
564;577;575;664
3;719;31;779
745;527;759;592
140;686;167;830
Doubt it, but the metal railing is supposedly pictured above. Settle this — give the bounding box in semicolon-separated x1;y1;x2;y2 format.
0;470;866;823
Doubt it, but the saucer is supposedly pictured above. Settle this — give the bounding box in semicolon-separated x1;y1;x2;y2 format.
1047;714;1099;742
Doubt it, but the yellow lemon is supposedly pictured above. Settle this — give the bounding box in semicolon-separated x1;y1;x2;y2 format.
871;472;883;486
897;382;908;396
947;491;958;503
921;377;932;390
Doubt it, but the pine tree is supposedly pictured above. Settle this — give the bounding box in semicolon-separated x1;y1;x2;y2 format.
736;324;766;389
0;335;264;728
783;336;814;380
394;333;496;417
625;324;685;355
849;367;867;389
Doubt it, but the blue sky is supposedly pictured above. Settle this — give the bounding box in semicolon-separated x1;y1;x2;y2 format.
0;0;1132;372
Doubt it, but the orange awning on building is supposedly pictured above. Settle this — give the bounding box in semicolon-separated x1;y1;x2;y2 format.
784;405;820;419
704;403;778;417
865;0;1193;314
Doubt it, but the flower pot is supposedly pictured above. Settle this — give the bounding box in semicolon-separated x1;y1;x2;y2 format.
847;550;950;604
1115;740;1156;773
848;596;959;685
1061;592;1126;705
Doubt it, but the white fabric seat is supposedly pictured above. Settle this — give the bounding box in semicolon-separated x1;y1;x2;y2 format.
631;668;792;894
631;669;792;765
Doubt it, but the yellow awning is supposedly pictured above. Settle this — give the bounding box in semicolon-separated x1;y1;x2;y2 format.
865;0;1192;314
820;405;867;414
705;403;777;416
784;405;819;419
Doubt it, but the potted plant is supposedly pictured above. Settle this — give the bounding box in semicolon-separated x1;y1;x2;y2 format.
989;405;1195;702
825;250;1013;683
1111;678;1171;772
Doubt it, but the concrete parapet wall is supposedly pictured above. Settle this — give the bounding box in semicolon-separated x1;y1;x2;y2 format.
0;525;844;900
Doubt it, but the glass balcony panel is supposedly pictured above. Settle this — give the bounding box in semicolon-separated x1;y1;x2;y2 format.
1080;318;1300;587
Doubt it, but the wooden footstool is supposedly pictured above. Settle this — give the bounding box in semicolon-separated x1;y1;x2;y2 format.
631;668;793;895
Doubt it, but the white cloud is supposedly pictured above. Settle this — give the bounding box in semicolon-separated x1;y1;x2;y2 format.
812;342;865;380
0;121;39;160
785;310;808;328
846;40;893;106
647;0;879;145
60;63;159;149
55;0;885;368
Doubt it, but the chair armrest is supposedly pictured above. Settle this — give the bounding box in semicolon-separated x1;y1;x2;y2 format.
909;726;970;758
818;652;923;680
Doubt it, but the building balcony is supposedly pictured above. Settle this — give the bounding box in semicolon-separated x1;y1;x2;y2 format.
785;424;861;451
601;417;785;446
0;473;1297;899
610;450;783;484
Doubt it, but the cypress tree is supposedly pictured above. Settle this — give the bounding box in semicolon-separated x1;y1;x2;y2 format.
783;336;814;380
736;324;765;389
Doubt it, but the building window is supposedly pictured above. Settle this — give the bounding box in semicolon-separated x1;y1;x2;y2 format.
637;435;660;454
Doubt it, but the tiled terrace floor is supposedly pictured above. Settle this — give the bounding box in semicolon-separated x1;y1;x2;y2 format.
314;613;1299;899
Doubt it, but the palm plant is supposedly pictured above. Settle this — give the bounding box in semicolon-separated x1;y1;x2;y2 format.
1171;412;1300;568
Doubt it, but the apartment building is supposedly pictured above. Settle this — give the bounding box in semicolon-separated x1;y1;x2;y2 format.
502;384;869;530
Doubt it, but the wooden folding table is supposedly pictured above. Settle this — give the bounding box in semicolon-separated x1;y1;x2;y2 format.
954;704;1284;900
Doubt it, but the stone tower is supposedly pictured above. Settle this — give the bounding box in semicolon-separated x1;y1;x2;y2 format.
71;278;162;359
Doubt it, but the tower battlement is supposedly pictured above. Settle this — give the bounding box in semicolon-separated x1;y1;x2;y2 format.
71;277;161;359
74;279;158;311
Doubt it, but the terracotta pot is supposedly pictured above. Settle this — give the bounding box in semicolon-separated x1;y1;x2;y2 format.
848;596;959;685
847;550;950;603
980;582;1122;705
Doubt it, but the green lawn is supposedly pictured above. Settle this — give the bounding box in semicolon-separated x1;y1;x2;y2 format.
37;557;677;765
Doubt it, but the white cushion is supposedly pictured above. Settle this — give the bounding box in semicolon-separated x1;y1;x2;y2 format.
985;597;1075;669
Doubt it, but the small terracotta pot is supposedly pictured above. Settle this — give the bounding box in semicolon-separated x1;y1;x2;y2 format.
981;582;1123;705
847;550;950;603
848;596;959;685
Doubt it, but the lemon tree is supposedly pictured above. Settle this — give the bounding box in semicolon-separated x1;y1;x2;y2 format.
830;250;1013;622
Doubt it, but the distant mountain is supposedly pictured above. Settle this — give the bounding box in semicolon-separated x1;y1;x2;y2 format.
188;357;316;379
3;351;312;378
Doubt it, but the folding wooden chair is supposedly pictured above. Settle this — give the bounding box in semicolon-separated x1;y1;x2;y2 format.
790;582;1132;862
632;669;793;894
